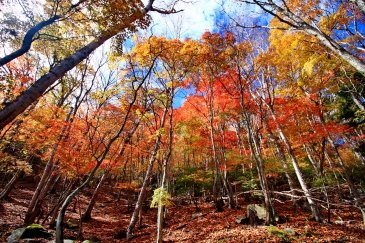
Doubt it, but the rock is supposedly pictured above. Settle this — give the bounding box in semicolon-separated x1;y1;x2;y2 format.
191;212;204;219
22;224;53;239
247;204;266;226
235;215;249;224
83;235;101;243
283;227;296;236
7;227;26;243
8;224;52;243
247;204;266;220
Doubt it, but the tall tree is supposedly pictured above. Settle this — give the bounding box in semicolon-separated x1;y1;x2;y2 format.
0;0;181;130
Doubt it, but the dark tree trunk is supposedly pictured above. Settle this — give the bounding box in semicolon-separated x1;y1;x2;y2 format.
0;15;61;67
82;173;106;221
0;33;112;129
0;170;23;200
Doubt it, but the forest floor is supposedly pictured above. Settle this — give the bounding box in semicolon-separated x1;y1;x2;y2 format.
1;179;365;242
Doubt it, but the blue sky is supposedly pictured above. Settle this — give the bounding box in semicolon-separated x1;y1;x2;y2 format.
144;0;222;39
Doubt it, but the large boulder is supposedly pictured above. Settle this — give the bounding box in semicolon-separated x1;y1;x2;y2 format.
247;204;266;220
8;224;53;243
246;204;267;226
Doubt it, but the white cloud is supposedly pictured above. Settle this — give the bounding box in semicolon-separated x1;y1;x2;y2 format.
144;0;221;39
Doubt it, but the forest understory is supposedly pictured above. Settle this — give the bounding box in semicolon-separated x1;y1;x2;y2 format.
1;178;364;243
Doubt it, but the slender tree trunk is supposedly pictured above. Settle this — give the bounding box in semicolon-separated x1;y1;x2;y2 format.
218;124;235;209
247;124;275;224
127;141;160;240
234;123;246;173
25;109;74;224
235;69;274;223
206;79;222;211
0;15;61;67
82;172;106;221
56;163;103;243
24;156;57;224
0;170;23;200
275;124;321;221
47;179;77;226
304;144;321;176
266;127;296;194
127;107;168;240
324;150;342;190
327;136;365;223
157;101;173;243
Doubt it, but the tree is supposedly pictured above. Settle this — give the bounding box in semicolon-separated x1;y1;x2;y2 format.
0;0;181;130
236;0;365;75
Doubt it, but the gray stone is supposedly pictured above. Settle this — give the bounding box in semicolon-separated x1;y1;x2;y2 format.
246;204;267;226
7;227;26;243
247;204;266;220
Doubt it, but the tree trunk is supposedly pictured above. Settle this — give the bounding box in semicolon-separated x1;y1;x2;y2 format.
266;127;296;194
0;15;61;67
24;157;57;224
0;170;23;200
327;136;365;223
157;99;174;243
56;165;101;243
25;109;74;224
206;78;222;211
250;0;365;74
126;140;161;240
275;125;321;222
324;150;342;190
127;107;168;240
82;173;106;222
304;144;321;176
0;33;113;129
47;179;78;226
247;124;275;224
218;124;236;209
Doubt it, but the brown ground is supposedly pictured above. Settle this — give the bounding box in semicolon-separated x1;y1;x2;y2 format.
1;180;364;242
